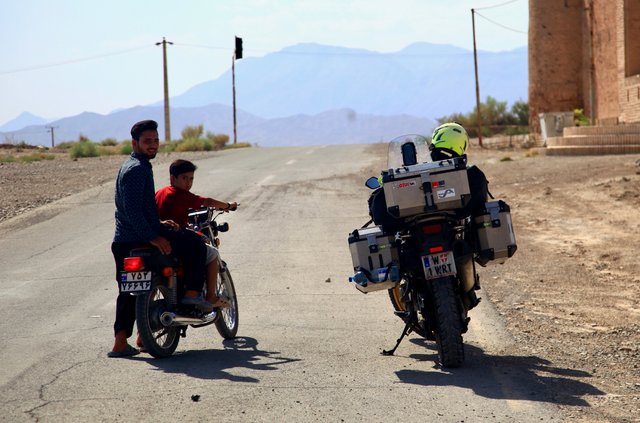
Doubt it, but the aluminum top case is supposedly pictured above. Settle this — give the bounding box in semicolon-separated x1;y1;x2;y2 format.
381;156;471;218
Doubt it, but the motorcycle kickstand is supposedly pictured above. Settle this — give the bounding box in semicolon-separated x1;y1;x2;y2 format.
381;322;412;356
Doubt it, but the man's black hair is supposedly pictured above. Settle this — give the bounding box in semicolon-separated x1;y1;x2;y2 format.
169;159;197;177
130;120;158;141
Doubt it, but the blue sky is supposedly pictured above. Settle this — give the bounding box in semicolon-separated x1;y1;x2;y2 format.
0;0;527;127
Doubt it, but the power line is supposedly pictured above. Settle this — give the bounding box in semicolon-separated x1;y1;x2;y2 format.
0;45;152;76
474;0;521;11
474;10;527;34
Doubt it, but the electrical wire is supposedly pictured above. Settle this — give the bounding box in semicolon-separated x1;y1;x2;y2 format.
0;45;152;76
474;0;521;11
474;10;527;34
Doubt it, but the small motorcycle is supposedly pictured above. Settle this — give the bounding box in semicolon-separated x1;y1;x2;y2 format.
348;135;516;367
119;207;239;358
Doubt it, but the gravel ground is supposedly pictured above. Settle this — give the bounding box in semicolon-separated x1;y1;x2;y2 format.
1;145;639;422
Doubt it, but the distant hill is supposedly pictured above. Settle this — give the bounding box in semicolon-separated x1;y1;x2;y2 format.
0;112;48;133
0;104;435;147
0;42;525;146
170;42;527;120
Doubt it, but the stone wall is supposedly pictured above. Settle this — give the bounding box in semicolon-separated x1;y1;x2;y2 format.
528;0;640;131
528;0;584;133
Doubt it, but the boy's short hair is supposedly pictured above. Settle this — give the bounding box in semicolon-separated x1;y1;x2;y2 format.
130;120;158;141
169;159;197;177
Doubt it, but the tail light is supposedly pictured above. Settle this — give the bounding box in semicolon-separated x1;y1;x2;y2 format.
421;223;442;235
124;257;144;272
162;267;174;277
429;246;444;254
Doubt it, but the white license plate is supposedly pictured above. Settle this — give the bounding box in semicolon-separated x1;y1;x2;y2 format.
119;271;152;293
422;251;457;280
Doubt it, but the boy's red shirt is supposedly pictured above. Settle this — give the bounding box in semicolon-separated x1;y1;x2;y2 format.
155;185;207;228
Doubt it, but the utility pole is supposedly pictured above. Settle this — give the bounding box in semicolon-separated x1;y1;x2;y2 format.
46;125;58;148
232;36;243;145
155;37;173;142
471;9;483;148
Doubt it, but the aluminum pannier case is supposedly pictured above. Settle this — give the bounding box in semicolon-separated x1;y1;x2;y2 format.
474;200;517;264
347;226;400;293
381;157;471;218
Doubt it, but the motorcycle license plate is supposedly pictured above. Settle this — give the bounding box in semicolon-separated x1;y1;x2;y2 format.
119;271;152;293
422;251;457;280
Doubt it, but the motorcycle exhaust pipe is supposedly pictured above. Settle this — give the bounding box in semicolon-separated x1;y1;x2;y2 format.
160;311;217;326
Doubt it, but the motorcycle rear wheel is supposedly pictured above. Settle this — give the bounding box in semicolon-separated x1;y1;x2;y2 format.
429;277;464;368
215;262;239;339
136;284;181;358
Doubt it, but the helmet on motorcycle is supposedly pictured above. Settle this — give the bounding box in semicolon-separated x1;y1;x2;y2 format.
430;122;469;159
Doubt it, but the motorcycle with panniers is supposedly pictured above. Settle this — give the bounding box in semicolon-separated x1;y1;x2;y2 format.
118;206;239;358
347;135;517;368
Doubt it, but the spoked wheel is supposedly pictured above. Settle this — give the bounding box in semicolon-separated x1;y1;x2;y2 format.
215;261;239;339
136;284;181;358
429;277;464;368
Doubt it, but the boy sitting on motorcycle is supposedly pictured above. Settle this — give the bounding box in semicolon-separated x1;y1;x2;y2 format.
155;159;238;308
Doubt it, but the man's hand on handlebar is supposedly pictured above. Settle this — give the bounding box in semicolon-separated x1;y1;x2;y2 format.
223;202;238;212
161;219;180;231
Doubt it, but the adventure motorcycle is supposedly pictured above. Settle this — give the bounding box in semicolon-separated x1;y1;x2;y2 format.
119;207;239;358
348;135;516;367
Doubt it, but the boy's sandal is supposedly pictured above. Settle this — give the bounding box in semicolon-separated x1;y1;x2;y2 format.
107;344;140;358
211;297;231;309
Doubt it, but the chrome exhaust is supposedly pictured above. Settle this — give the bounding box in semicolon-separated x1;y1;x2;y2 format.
160;311;217;326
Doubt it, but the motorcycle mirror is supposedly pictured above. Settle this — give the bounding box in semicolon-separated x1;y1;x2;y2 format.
365;176;381;190
401;142;418;166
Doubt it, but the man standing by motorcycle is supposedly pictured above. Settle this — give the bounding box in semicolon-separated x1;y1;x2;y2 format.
155;159;238;308
109;120;211;357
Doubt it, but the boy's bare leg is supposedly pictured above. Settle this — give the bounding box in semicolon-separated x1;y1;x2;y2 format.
205;260;229;307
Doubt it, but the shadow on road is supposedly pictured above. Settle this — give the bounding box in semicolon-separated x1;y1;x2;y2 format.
140;336;301;382
395;339;604;407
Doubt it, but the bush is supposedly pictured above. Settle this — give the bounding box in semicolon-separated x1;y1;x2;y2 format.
175;138;212;152
207;132;229;150
181;125;204;140
70;140;99;159
120;141;133;155
100;138;118;146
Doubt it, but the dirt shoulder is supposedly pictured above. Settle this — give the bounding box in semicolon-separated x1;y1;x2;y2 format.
1;145;639;422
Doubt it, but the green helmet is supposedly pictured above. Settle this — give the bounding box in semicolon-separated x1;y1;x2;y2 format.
430;122;469;157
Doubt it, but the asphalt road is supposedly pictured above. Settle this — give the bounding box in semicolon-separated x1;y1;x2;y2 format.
0;144;563;422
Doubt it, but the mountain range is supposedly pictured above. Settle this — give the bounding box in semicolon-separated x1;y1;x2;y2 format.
0;42;527;147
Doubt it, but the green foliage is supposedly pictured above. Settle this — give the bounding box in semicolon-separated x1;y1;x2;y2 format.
181;125;204;140
437;96;529;136
207;132;229;150
574;108;590;126
120;141;133;155
100;138;118;146
70;138;99;159
56;141;76;150
225;142;252;149
19;153;55;163
500;156;513;162
0;153;55;163
175;138;212;152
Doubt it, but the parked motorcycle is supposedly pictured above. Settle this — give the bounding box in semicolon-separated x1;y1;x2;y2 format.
119;207;239;358
348;135;516;367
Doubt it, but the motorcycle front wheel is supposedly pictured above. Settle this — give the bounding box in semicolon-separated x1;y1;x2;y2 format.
136;284;181;358
215;261;239;339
